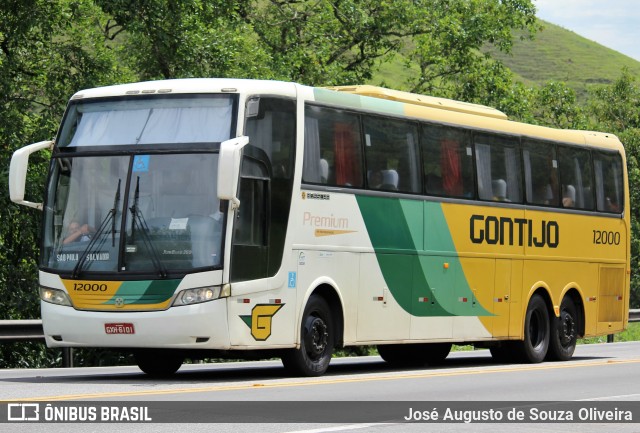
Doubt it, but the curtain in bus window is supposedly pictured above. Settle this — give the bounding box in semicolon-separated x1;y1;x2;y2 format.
302;117;322;183
441;139;462;196
406;133;420;192
138;106;232;144
613;164;621;209
523;150;533;202
475;143;492;200
69;106;232;146
573;157;585;208
70;110;150;146
594;159;605;210
505;147;521;202
334;123;362;187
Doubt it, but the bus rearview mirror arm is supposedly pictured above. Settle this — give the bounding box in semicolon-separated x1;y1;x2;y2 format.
217;136;249;211
9;140;54;210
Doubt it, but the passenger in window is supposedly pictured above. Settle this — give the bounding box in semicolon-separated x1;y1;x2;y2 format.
562;185;575;208
369;170;383;189
63;220;94;244
606;197;620;212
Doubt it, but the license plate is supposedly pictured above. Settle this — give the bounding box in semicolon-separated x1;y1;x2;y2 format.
104;323;135;334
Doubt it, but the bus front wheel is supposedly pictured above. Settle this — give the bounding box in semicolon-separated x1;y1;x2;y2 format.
134;349;184;377
514;294;550;363
547;296;578;361
282;295;334;376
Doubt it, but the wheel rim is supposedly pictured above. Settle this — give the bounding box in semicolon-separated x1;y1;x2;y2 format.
559;310;576;347
304;315;328;360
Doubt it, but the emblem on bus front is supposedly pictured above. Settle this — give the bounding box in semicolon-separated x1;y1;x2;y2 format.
240;304;284;341
114;297;125;308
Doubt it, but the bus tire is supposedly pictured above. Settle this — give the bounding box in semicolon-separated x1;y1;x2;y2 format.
134;349;183;377
514;294;550;363
282;295;334;376
547;296;578;361
422;342;452;364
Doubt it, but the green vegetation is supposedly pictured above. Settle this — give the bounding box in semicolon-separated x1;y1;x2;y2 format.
1;0;639;368
580;322;640;345
488;21;640;99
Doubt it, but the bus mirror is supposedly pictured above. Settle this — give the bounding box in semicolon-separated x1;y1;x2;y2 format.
217;136;249;210
9;140;53;210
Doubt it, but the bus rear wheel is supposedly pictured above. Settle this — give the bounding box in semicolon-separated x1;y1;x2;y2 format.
547;296;578;361
134;349;184;377
282;295;334;376
514;294;550;363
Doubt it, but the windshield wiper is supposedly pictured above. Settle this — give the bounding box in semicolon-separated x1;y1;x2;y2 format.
72;179;120;278
129;176;167;278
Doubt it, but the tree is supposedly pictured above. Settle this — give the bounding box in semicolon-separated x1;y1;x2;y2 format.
587;70;640;308
96;0;273;80
93;0;538;88
0;0;131;367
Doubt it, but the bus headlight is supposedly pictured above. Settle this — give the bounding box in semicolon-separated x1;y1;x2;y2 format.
40;287;72;307
172;285;228;306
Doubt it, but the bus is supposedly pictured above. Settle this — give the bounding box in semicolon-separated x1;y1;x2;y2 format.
9;79;630;376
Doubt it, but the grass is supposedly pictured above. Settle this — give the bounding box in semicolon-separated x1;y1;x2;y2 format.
371;20;640;101
487;21;640;100
579;322;640;344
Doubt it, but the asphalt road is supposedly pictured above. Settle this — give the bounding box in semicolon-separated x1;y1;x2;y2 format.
1;342;639;432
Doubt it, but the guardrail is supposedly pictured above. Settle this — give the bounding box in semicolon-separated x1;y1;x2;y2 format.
1;310;639;367
0;320;73;367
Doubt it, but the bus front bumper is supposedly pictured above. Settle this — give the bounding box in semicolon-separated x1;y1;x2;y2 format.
40;299;231;350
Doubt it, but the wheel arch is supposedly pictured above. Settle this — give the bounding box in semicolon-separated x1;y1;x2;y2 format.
525;283;554;322
299;281;345;348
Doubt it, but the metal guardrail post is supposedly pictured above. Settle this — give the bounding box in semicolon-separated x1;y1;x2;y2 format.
62;348;74;368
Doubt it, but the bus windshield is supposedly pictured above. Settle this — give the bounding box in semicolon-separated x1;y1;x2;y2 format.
58;95;234;147
43;152;225;276
41;95;235;277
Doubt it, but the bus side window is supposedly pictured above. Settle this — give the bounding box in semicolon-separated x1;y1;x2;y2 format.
593;151;624;213
522;139;559;206
474;133;522;203
558;145;594;210
303;105;363;188
421;124;474;198
363;116;420;194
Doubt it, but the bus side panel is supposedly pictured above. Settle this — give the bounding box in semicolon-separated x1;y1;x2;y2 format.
441;203;526;339
356;253;411;341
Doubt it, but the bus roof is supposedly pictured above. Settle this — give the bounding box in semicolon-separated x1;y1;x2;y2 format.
321;85;623;154
69;78;298;100
326;85;509;120
67;78;623;154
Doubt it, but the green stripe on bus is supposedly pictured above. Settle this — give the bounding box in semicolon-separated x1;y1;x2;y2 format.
356;195;491;317
313;88;405;116
103;279;180;305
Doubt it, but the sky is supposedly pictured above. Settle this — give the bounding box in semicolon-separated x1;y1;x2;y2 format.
534;0;640;61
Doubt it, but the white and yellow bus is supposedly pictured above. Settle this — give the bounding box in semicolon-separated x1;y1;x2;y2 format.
9;79;630;376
